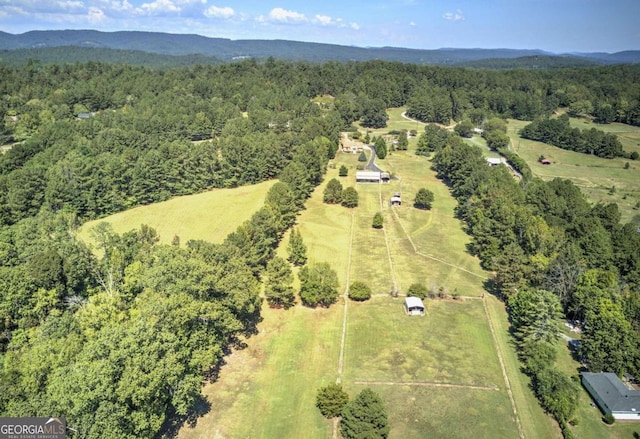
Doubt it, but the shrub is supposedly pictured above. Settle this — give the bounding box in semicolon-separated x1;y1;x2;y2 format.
339;165;348;177
372;212;383;229
603;413;615;425
406;283;427;299
349;281;372;301
358;151;367;162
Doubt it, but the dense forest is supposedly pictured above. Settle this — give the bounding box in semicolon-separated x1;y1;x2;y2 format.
1;59;639;437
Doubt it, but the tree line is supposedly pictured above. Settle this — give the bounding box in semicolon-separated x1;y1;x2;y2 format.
520;114;630;159
429;130;640;436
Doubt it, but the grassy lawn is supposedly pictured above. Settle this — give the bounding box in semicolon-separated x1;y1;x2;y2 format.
507;118;640;223
178;304;343;439
354;384;517;439
77;180;275;246
343;298;503;387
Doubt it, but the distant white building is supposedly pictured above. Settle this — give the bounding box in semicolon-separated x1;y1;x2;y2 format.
486;157;504;166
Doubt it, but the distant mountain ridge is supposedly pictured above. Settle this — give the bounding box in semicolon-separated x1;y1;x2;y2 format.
0;29;638;65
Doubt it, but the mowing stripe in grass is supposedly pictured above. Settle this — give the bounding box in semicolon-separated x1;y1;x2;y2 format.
379;183;399;294
482;296;525;439
337;210;356;384
355;380;499;391
390;205;487;280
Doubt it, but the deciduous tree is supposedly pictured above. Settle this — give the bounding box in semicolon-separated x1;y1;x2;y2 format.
298;262;339;307
414;188;434;210
323;178;343;204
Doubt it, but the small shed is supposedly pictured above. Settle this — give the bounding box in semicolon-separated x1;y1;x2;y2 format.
486;157;503;166
404;297;425;316
390;192;401;206
582;372;640;420
539;158;551;165
380;172;390;183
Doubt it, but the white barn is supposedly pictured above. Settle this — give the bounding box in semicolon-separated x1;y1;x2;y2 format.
356;171;381;183
404;297;425;316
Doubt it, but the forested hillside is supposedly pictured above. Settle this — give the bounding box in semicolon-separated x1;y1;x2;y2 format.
0;59;639;438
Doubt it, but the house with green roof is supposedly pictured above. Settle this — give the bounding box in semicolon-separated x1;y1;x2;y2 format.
582;372;640;420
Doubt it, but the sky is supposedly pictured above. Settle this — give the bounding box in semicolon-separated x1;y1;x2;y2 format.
0;0;638;53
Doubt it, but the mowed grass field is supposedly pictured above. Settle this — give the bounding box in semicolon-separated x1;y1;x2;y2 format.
179;106;560;438
77;180;275;246
507;118;640;223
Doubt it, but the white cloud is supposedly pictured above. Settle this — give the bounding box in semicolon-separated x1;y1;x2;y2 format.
443;9;464;21
263;7;307;24
87;6;106;23
98;0;135;13
349;22;360;30
57;1;83;11
204;5;235;19
409;21;416;26
137;0;181;15
314;14;333;26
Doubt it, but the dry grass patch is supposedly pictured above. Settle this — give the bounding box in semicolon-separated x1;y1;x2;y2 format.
78;180;275;246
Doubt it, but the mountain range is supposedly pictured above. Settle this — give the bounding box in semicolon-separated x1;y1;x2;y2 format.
0;29;638;66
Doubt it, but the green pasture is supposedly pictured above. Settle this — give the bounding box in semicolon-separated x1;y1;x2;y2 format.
77;180;275;247
507;119;640;223
353;385;518;439
178;304;343;439
343;298;503;387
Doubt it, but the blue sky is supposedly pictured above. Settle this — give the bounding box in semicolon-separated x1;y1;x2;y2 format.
0;0;638;53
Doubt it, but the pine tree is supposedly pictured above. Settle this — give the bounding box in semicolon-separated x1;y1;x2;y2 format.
316;383;349;418
340;388;389;439
287;228;307;266
265;256;295;308
341;187;359;208
374;137;387;159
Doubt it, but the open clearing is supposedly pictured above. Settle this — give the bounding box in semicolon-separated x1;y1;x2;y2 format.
77;180;275;247
177;106;562;438
507;118;640;223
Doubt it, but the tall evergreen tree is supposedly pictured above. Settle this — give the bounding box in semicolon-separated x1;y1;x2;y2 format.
287;228;307;266
341;187;359;208
340;388;389;439
265;256;295;308
374;137;387;160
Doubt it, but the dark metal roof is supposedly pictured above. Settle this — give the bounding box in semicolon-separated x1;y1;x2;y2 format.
582;372;640;414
